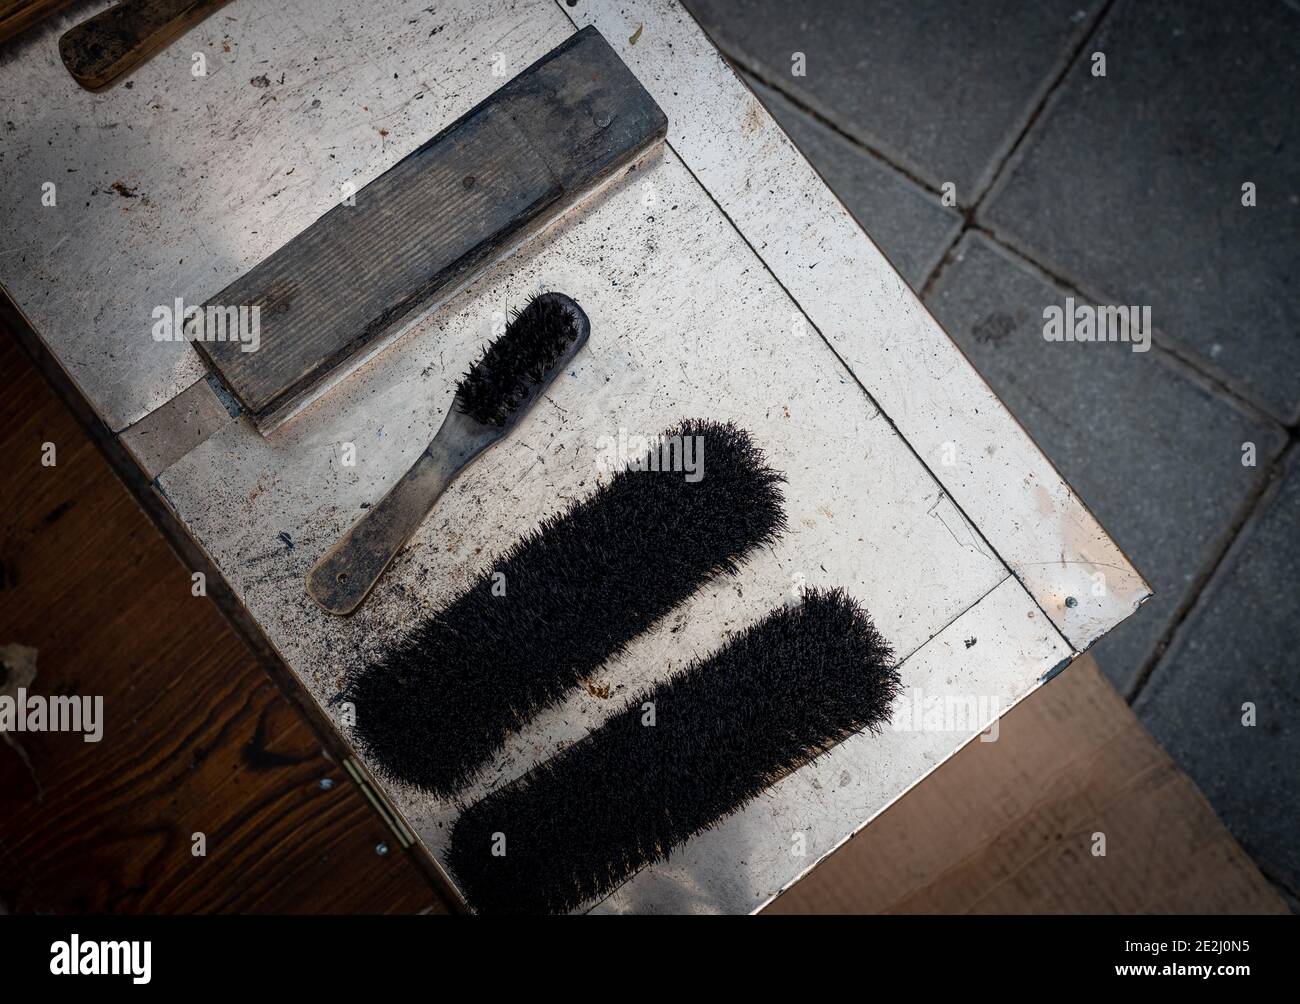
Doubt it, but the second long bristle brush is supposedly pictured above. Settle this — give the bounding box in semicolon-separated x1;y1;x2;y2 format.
307;292;589;615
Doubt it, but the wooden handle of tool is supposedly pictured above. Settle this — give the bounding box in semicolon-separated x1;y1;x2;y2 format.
0;0;78;45
59;0;231;91
306;440;466;617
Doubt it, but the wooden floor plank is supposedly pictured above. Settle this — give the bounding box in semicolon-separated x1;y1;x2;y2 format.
0;332;447;914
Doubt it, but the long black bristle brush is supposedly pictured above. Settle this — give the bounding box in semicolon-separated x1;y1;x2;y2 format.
446;587;901;914
343;418;787;797
308;292;590;615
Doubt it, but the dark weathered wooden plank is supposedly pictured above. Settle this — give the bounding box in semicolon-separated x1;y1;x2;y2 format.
58;0;230;90
201;105;561;426
0;333;449;914
0;0;79;44
194;25;667;433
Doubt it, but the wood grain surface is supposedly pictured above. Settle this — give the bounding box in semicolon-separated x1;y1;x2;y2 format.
0;332;448;914
0;0;79;44
58;0;230;90
195;25;667;433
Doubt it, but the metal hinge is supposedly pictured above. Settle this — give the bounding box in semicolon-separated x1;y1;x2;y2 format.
343;757;415;849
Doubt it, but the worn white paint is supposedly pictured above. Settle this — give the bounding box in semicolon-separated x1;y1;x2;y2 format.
0;0;569;431
0;0;1144;912
562;0;1150;653
593;575;1070;914
159;145;1018;908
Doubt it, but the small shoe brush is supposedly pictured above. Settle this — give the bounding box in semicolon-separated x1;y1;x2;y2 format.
307;292;589;615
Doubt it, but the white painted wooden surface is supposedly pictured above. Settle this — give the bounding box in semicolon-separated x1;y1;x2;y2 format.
595;576;1069;914
565;0;1148;654
158;142;1023;910
0;0;566;431
0;0;1146;913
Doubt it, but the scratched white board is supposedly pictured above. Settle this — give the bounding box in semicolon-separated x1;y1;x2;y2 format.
0;1;568;432
566;0;1148;654
0;0;1147;913
596;576;1069;914
158;138;1026;908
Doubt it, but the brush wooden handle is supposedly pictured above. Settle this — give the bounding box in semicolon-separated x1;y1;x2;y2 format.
308;442;462;617
308;294;589;616
0;0;78;44
59;0;231;91
307;412;499;616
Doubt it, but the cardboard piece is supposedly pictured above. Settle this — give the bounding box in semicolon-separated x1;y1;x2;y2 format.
767;656;1287;914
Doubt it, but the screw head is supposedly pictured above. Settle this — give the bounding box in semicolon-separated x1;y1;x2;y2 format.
319;778;334;790
375;842;389;856
1065;596;1078;608
595;113;611;128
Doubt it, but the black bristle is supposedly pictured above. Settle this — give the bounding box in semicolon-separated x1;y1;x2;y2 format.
345;419;787;798
446;587;900;914
456;294;580;426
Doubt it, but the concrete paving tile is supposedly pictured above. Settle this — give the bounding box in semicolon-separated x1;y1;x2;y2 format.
684;0;1104;200
746;76;961;288
1135;444;1300;895
981;0;1300;422
923;233;1285;693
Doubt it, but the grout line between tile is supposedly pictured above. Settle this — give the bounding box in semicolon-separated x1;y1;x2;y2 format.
918;0;1120;299
1128;442;1297;703
968;225;1295;435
